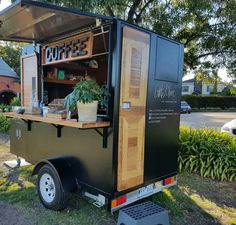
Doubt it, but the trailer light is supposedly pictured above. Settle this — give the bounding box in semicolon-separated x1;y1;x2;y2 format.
163;176;175;186
111;195;127;208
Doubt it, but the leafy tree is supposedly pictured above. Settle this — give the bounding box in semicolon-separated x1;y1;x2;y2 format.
0;42;23;76
8;0;236;78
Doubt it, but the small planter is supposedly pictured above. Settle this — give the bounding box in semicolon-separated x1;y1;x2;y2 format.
77;101;98;122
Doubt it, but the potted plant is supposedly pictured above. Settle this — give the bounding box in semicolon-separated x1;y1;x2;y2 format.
64;80;105;122
10;97;21;112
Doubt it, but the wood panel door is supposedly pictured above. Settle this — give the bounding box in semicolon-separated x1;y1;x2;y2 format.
117;26;150;191
21;54;38;107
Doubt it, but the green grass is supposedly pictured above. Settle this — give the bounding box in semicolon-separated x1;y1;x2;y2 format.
0;166;235;225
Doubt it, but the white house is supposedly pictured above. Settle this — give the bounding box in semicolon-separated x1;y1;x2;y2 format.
201;82;226;95
182;78;226;95
182;78;195;95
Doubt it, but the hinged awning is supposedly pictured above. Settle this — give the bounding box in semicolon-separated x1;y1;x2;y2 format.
0;0;112;43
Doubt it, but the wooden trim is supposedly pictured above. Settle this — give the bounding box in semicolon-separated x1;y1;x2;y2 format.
21;54;38;107
117;26;150;192
93;30;109;37
20;56;24;106
92;52;109;57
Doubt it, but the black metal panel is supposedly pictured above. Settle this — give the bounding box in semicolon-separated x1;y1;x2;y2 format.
155;38;181;82
144;34;184;182
10;119;114;196
0;0;112;43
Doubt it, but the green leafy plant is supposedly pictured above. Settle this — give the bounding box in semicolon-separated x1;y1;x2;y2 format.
0;104;12;113
64;80;106;112
0;114;10;133
10;97;21;106
179;126;236;181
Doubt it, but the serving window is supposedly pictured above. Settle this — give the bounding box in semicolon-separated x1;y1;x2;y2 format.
42;26;111;118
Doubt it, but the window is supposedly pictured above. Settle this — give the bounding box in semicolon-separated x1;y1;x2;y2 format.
206;85;212;92
155;37;181;82
182;86;189;92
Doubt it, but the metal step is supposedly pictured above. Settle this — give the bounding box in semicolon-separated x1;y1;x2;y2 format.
117;201;170;225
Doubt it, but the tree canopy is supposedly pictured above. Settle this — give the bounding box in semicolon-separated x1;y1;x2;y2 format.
0;42;23;76
7;0;236;77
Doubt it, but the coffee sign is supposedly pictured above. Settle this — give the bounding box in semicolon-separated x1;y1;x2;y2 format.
42;32;92;65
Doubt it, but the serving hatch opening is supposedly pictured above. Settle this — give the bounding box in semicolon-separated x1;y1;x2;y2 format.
0;0;112;43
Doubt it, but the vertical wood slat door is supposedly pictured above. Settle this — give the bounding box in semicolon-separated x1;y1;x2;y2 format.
117;26;150;192
21;54;38;107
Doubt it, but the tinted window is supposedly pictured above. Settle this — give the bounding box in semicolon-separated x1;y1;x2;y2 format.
155;37;180;82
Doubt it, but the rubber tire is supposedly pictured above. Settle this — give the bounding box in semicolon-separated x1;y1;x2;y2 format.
37;164;68;211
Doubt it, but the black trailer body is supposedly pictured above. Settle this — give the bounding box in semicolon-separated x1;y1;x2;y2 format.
0;0;184;212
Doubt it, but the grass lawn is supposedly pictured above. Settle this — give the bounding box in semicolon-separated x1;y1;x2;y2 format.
0;165;235;225
0;143;235;225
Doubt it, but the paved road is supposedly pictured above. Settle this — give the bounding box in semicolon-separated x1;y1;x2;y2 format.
180;112;236;129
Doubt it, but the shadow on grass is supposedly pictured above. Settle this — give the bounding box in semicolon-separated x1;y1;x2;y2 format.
0;166;116;225
0;166;36;204
178;172;236;209
0;167;234;225
141;185;221;225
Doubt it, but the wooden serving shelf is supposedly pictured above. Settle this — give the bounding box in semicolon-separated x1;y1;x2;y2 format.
4;112;110;129
4;112;111;148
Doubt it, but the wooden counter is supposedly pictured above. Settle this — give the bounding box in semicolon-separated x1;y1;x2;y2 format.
4;112;110;129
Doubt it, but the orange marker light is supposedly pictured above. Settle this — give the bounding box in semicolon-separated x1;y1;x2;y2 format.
111;195;127;208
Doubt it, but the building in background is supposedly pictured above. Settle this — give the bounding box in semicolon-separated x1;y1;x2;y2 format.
182;78;226;96
0;58;20;104
201;82;226;95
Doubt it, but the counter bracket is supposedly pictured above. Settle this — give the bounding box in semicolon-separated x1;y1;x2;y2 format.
22;119;38;131
52;124;64;138
94;127;112;148
22;119;63;138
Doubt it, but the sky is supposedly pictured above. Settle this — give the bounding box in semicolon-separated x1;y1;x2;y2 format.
0;0;11;11
0;0;231;83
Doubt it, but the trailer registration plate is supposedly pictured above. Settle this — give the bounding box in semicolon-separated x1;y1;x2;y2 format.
138;184;154;198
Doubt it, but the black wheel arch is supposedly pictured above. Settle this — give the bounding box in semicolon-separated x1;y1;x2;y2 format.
33;157;77;192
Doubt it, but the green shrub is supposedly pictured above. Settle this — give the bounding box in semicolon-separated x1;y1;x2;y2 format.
181;95;236;109
0;114;10;133
179;127;236;181
0;104;12;113
10;97;21;106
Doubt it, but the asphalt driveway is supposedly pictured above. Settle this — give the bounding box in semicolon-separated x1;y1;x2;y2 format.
180;112;236;129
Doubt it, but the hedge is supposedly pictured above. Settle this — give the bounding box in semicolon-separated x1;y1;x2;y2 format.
179;126;236;181
0;104;12;113
182;95;236;109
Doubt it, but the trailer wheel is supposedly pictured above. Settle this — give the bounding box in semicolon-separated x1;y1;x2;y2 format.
37;164;68;211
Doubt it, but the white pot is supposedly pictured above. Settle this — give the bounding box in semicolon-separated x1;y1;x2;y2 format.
77;101;98;122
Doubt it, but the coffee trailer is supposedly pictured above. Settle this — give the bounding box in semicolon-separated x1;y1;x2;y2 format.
0;0;184;212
